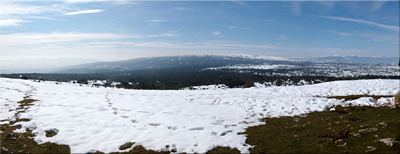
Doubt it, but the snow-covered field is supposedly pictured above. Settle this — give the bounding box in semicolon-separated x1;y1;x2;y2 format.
0;77;398;153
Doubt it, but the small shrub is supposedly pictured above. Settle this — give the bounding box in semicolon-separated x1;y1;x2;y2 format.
244;79;255;88
77;78;88;84
347;117;363;122
335;109;349;114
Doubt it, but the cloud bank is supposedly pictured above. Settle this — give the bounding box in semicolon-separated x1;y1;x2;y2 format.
65;9;103;15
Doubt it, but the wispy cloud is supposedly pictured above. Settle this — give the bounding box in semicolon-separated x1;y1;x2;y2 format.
171;7;193;11
26;16;62;21
86;41;283;50
51;0;131;3
370;1;386;11
0;19;28;27
228;25;268;35
149;31;180;38
231;0;251;7
356;32;399;44
0;2;63;16
211;31;223;37
146;20;167;22
85;41;369;57
323;16;399;32
179;24;205;42
65;9;103;15
0;32;140;46
291;1;303;16
0;2;66;26
228;26;249;30
324;30;352;36
318;1;335;14
279;34;289;40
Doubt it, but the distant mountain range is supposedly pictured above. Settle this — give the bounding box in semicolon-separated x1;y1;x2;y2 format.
56;55;299;74
1;55;398;74
57;55;398;74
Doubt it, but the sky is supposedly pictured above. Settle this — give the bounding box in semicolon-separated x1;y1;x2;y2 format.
0;0;399;65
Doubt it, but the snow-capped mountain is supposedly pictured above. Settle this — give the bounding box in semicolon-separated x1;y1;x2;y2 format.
57;55;297;73
53;55;399;78
290;55;399;64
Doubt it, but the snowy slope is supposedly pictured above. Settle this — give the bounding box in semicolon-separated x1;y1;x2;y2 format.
0;78;399;153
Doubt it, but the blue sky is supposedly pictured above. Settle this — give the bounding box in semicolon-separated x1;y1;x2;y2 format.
1;0;399;62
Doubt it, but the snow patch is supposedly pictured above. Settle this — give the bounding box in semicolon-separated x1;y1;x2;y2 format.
0;77;399;153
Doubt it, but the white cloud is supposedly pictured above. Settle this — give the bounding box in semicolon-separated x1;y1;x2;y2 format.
370;1;386;11
146;20;167;22
149;31;181;37
280;34;289;40
65;9;103;15
228;26;250;30
86;41;283;50
213;43;281;49
357;32;399;44
81;41;371;58
318;1;334;14
323;16;399;32
0;2;68;27
172;7;193;11
212;31;222;37
0;2;63;16
324;30;352;36
4;0;127;3
180;24;205;42
231;1;251;7
0;19;29;27
26;16;61;21
291;1;302;16
0;32;140;46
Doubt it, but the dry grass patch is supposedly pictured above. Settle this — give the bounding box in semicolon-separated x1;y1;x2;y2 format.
243;104;400;153
1;97;70;153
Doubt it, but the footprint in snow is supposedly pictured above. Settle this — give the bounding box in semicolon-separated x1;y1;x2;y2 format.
131;120;138;123
149;123;161;126
220;130;233;136
167;126;177;130
189;127;204;131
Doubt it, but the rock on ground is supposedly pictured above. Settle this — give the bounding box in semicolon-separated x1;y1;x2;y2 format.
379;138;398;146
